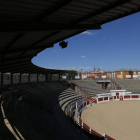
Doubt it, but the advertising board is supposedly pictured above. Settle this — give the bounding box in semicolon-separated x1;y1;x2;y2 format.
102;75;106;78
117;75;122;78
126;75;131;78
62;76;66;79
133;75;138;78
75;76;80;79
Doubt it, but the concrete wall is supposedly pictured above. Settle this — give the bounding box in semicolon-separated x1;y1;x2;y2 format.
3;73;11;85
42;75;46;81
47;75;51;81
38;75;46;82
38;75;42;82
110;90;126;96
21;75;28;83
0;73;47;85
51;75;59;81
13;74;20;84
30;74;37;82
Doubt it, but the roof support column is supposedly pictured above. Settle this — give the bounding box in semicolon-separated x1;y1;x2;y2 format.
37;74;39;82
19;73;21;84
1;72;3;85
28;73;30;83
50;74;53;82
46;74;48;82
59;74;61;81
11;73;13;84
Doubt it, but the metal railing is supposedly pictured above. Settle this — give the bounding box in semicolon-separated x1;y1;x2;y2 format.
111;79;121;90
67;101;104;140
66;99;115;140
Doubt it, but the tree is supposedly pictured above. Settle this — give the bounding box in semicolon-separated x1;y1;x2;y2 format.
67;70;78;80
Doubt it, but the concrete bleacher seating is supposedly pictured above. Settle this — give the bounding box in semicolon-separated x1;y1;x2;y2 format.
0;97;17;140
59;88;83;115
73;80;105;96
0;82;87;140
114;79;140;93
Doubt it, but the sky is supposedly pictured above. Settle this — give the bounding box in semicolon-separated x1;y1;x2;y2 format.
32;12;140;72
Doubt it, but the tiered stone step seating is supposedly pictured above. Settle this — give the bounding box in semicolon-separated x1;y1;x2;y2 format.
74;80;105;96
59;88;83;114
0;94;17;140
0;82;88;140
114;79;140;93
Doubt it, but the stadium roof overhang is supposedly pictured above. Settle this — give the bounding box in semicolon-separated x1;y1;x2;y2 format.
0;0;140;74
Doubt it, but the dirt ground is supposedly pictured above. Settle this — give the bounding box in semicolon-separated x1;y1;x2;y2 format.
81;100;140;140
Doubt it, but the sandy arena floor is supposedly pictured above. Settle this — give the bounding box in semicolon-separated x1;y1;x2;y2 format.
81;100;140;140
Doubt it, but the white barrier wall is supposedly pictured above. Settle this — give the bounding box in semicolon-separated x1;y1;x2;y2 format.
30;74;37;82
3;73;11;85
78;101;91;115
110;90;126;96
13;74;20;84
119;94;140;101
77;99;84;108
21;75;28;83
97;96;109;104
51;75;59;81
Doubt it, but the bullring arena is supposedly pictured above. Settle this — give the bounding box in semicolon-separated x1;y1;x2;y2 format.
71;85;140;140
82;100;140;140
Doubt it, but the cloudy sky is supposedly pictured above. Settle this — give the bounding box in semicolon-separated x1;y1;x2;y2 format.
32;12;140;71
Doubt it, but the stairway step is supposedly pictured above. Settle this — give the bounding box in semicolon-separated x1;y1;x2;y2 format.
0;97;16;140
5;96;31;140
16;100;44;140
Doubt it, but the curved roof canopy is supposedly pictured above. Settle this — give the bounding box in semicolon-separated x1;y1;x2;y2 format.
0;0;140;74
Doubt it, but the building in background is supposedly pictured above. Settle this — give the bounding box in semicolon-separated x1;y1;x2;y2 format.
78;68;140;80
102;69;140;79
103;71;115;79
77;70;104;80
